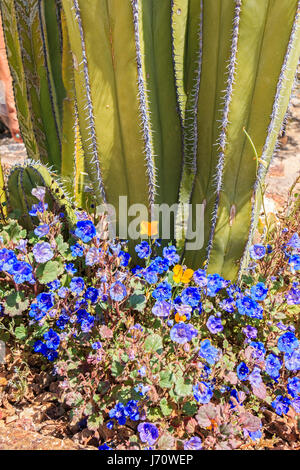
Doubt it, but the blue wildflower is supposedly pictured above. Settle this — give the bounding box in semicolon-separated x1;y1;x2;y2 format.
284;348;300;371
287;377;300;398
152;256;169;274
11;261;33;284
163;245;180;266
236;296;259;317
193;382;214;404
291;397;300;413
198;339;219;365
29;201;47;216
33;340;47;355
47;280;61;291
237;362;249;381
74;220;96;243
58;287;68;298
152;281;172;301
143;264;158;284
184;437;202;450
65;263;77;275
193;269;207;287
43;329;60;350
69;277;85;295
249;244;266;260
287;232;300;252
119;251;130;267
110;281;127;301
152;300;172;318
170;322;198;344
137;422;159;445
98;443;112;450
250;341;266;360
265;354;282;379
36;292;55;312
56;314;69;330
70;243;84;257
242;325;257;339
34;224;49;238
286;287;300;305
85;286;99;303
250;282;268;301
109;402;127;425
206;315;223;334
135;241;151;259
271;395;290;416
219;297;235;313
206;273;224;297
277;332;299;354
248;367;262;388
33;242;54;263
85;247;101;266
288;254;300;273
181;286;201;307
124;400;140;421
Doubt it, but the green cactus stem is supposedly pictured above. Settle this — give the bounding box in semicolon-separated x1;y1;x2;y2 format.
7;161;77;230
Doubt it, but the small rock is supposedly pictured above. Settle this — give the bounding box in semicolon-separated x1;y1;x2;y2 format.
6;415;18;424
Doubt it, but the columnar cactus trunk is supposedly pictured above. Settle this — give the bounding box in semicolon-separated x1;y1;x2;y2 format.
61;0;184;215
1;0;300;280
0;0;62;169
0;0;78;183
182;0;300;279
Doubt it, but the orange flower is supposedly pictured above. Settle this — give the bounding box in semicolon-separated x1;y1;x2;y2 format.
207;418;218;432
175;312;187;323
140;220;158;237
173;264;194;284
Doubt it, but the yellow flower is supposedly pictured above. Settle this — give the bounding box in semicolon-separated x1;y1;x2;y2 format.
173;264;194;284
175;312;187;323
140;220;158;237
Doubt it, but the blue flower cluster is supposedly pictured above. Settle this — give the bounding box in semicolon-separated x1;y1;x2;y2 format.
108;400;140;426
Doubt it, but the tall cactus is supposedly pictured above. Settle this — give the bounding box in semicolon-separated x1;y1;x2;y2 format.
2;0;300;279
0;0;79;179
61;0;183;214
182;0;300;279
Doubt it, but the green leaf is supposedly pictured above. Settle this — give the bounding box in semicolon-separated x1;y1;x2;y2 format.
111;360;124;378
1;220;26;243
144;333;163;353
87;413;103;431
159;370;174;389
14;324;28;341
147;407;163;422
0;330;10;342
160;397;173;417
175;378;192;397
183;401;198;416
56;234;69;256
5;291;30;317
157;431;175;450
36;260;64;284
129;293;147;312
